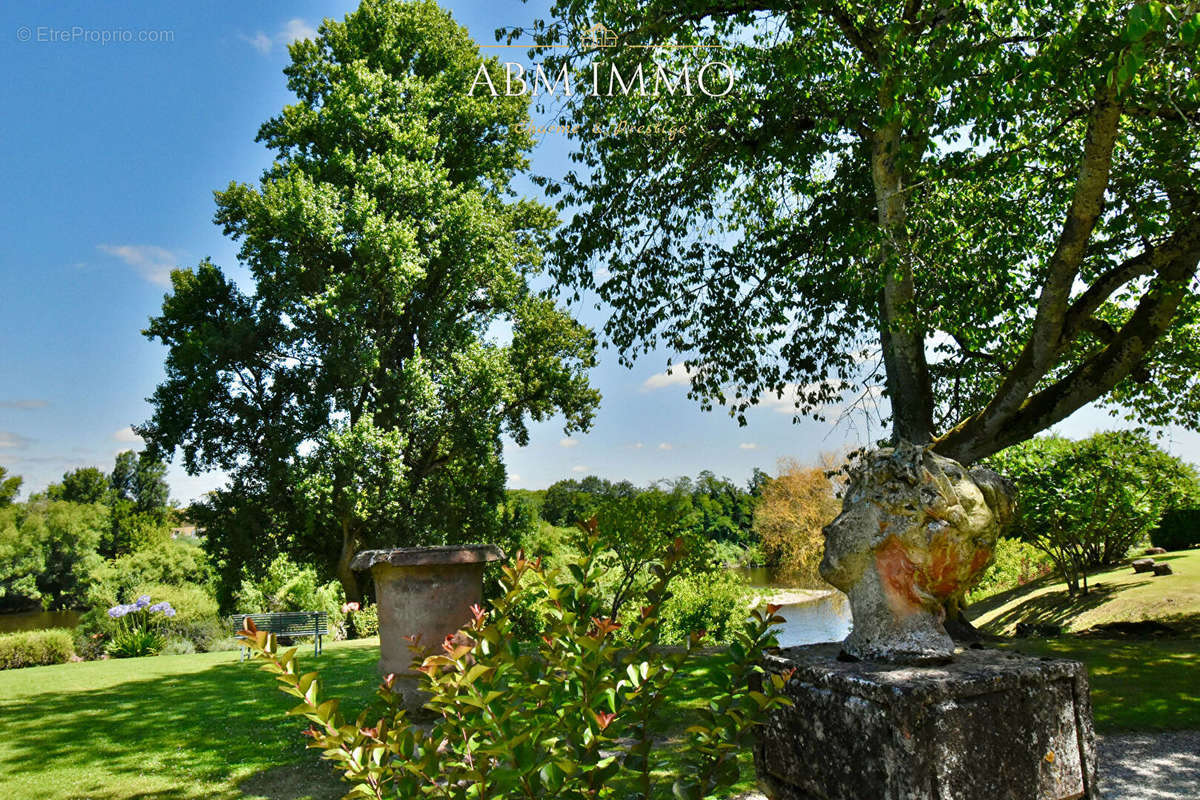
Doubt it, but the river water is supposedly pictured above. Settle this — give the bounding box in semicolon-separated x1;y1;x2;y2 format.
0;609;82;635
733;566;852;648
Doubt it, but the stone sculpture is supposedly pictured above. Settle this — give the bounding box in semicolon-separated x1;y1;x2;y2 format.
820;442;1013;664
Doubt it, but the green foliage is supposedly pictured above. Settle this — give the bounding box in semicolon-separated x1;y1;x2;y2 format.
0;467;21;508
347;603;380;639
965;537;1055;603
161;637;197;656
141;0;599;605
0;500;105;610
144;583;223;652
0;628;74;670
107;628;166;659
54;467;108;505
1150;508;1200;551
653;569;751;646
86;538;212;611
537;473;760;549
533;0;1200;462
237;521;791;799
235;554;345;633
987;430;1198;595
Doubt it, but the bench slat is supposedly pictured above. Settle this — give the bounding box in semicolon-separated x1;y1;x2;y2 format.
231;611;329;636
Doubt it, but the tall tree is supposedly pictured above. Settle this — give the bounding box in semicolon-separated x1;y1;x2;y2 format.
56;467;109;505
0;467;21;507
527;1;1200;464
142;0;599;601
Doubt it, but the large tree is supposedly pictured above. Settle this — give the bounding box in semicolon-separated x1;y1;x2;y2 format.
142;0;599;601
524;1;1200;464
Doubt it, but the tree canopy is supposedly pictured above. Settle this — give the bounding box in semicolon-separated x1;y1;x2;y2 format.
525;0;1200;463
988;430;1198;594
141;0;599;600
0;467;21;507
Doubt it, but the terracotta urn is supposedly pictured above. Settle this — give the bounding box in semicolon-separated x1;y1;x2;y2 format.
350;544;503;705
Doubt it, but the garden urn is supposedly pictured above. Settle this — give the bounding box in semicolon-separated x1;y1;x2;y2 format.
350;544;503;705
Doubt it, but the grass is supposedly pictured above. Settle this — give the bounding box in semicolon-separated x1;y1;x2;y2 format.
4;556;1196;800
997;637;1200;731
0;638;381;800
0;637;757;800
967;548;1200;635
966;547;1200;732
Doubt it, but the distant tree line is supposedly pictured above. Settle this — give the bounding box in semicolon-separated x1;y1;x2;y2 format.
0;452;178;611
509;469;770;549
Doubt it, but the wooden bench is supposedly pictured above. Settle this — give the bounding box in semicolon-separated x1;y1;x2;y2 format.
231;611;329;661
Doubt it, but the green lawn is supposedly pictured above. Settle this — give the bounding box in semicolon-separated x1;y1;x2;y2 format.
1;611;1194;798
968;548;1200;635
966;547;1200;731
0;638;760;800
0;639;381;800
999;637;1200;731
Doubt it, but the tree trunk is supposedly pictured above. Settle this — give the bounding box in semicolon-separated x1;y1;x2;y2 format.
336;516;363;604
871;120;934;445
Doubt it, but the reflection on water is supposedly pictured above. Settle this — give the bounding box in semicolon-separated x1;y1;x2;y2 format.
0;609;81;635
771;591;851;648
731;565;799;589
732;566;852;647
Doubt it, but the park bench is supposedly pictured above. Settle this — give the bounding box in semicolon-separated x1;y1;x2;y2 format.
231;611;329;661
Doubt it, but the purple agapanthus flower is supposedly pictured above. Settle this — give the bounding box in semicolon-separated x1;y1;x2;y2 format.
135;594;152;609
107;605;127;618
148;601;175;616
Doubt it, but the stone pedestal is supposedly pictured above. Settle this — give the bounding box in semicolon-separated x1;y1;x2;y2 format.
350;545;503;708
755;644;1098;800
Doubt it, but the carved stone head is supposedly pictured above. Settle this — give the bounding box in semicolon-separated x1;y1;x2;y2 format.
820;443;1013;664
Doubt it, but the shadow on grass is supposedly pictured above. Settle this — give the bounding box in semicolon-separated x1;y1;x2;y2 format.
980;581;1150;634
0;646;381;799
1000;636;1200;731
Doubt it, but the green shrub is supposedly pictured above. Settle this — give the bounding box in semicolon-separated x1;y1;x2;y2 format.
237;520;792;799
347;603;379;638
85;539;211;611
0;628;75;669
140;583;223;651
234;554;345;635
966;538;1055;603
77;582;224;656
161;637;196;655
1150;509;1200;551
654;569;751;645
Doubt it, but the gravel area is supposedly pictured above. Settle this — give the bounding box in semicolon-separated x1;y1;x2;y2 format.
733;730;1200;799
1097;730;1200;800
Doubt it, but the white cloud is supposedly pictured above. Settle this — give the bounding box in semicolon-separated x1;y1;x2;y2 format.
112;427;144;444
629;442;644;450
657;442;673;451
559;437;579;448
509;473;521;483
0;431;32;450
739;442;758;450
245;32;273;53
97;244;177;286
0;399;48;410
641;364;699;391
755;381;857;414
244;18;318;54
571;465;589;473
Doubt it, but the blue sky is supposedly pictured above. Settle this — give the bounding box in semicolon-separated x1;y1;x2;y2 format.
2;1;1198;504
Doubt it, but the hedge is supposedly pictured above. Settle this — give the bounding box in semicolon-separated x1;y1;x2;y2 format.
0;628;75;670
